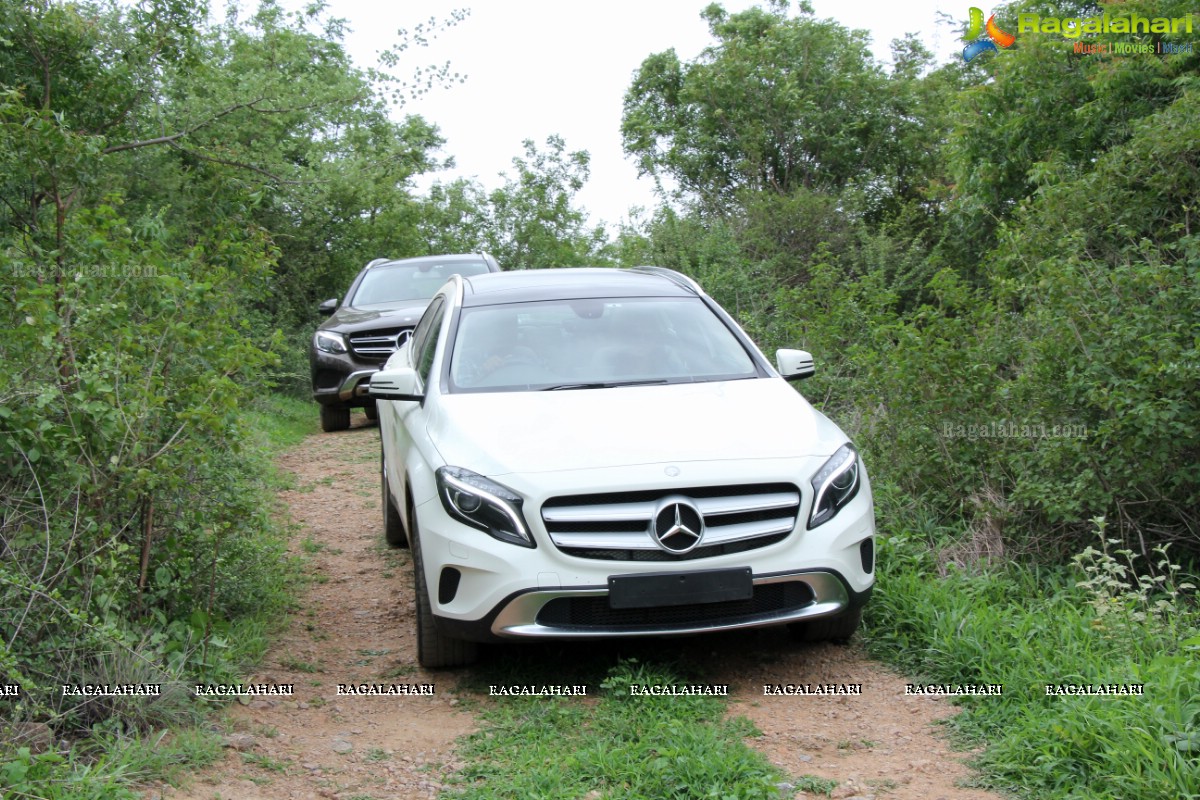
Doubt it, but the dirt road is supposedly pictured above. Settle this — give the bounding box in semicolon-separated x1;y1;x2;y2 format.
151;416;1002;800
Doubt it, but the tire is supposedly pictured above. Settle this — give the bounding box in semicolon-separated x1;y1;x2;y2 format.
381;448;408;548
320;404;351;432
409;507;478;668
789;606;863;644
363;403;378;421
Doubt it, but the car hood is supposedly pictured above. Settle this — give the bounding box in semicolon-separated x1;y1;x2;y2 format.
426;378;847;476
320;301;429;334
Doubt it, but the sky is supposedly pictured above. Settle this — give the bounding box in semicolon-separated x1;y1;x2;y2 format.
235;0;965;227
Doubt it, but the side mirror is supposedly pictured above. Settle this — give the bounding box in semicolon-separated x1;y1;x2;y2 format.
370;367;424;401
318;298;338;316
776;349;815;381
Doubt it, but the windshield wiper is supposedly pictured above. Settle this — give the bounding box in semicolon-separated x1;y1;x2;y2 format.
541;379;669;391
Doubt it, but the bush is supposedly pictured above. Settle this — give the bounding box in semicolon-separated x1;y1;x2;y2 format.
866;518;1200;800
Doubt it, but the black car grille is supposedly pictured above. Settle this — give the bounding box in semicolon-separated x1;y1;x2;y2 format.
536;581;815;631
541;483;801;561
348;328;412;361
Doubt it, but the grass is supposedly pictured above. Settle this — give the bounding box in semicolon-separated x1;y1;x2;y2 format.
0;728;225;800
279;656;320;674
240;752;290;773
243;393;318;450
792;775;838;795
864;519;1200;800
383;663;417;679
443;659;788;800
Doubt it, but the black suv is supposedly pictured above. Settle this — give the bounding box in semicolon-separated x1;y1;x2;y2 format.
310;253;501;431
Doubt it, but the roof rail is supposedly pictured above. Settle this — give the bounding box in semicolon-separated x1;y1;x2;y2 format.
628;266;702;294
364;257;393;269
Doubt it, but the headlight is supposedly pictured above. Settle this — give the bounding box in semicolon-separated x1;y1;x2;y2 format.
314;330;347;354
808;443;861;529
436;467;534;548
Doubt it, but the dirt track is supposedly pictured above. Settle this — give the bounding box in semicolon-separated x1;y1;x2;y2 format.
150;415;1003;800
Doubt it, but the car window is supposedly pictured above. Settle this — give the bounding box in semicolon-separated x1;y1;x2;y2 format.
413;296;447;388
409;296;444;369
448;296;757;392
351;260;492;306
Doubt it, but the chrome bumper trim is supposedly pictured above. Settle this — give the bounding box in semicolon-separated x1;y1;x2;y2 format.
336;369;378;402
489;571;851;639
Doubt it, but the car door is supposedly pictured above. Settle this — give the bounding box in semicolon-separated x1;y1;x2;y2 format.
382;292;450;516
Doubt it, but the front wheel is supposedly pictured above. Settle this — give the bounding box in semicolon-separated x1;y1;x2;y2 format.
320;404;350;433
409;509;478;668
788;606;862;644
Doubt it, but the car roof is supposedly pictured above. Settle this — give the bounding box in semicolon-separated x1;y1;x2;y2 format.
459;267;698;307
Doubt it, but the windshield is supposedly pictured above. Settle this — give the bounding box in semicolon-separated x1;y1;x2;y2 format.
350;260;492;306
448;296;759;392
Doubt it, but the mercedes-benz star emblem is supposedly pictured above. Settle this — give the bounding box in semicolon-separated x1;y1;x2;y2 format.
650;497;705;554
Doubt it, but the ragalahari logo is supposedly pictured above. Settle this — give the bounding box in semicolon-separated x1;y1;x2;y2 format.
963;7;1015;61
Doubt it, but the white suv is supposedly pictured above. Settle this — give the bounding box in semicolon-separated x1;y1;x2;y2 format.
371;267;875;667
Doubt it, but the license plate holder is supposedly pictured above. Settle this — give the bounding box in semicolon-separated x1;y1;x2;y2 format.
607;567;753;609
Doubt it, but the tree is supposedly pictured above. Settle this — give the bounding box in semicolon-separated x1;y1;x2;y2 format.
484;136;608;268
0;0;464;762
937;0;1195;275
620;2;956;296
113;1;459;328
621;1;889;211
417;178;491;255
418;136;609;269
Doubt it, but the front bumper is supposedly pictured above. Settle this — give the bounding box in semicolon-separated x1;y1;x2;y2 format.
437;569;871;642
408;457;877;644
311;347;378;407
332;369;377;402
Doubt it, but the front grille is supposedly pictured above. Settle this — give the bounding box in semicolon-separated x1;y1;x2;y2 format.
536;581;814;631
348;328;412;361
541;483;801;561
559;533;790;562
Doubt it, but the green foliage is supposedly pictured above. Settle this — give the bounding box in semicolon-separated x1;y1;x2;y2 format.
987;80;1200;545
420;136;611;268
622;1;890;208
940;0;1198;270
2;0;1197;797
619;10;1200;796
791;775;837;796
485;136;610;267
110;1;459;330
445;660;787;800
242;393;319;451
865;519;1200;800
0;727;223;800
1072;517;1197;650
0;0;372;794
0;181;292;711
616;208;767;316
418;178;493;255
630;0;1200;557
0;747;140;800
